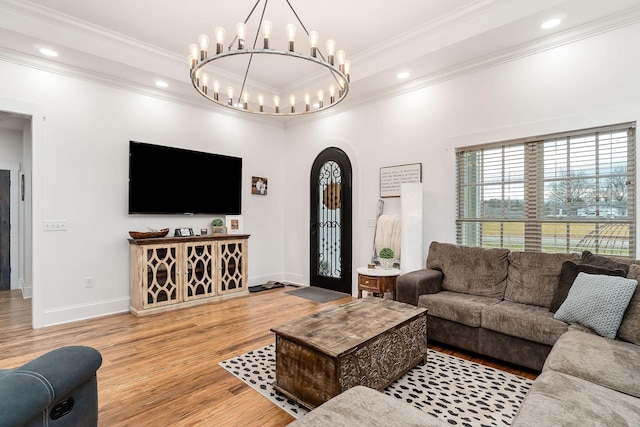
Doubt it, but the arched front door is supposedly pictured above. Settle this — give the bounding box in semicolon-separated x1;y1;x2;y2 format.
310;147;352;294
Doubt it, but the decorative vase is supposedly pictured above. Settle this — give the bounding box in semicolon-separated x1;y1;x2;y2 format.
379;258;394;269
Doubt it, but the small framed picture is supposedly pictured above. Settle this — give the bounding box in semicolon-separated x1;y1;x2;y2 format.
252;176;268;195
225;215;244;234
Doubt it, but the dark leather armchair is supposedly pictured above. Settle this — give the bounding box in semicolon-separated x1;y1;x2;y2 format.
0;346;102;427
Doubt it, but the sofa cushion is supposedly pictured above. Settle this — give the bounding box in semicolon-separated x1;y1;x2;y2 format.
549;260;626;313
512;371;640;427
581;250;631;274
505;252;579;307
287;385;448;427
618;264;640;345
426;242;509;299
418;291;501;327
543;330;640;398
482;301;568;346
554;272;637;339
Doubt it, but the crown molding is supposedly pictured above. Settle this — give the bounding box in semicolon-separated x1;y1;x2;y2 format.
0;46;286;128
336;4;640;119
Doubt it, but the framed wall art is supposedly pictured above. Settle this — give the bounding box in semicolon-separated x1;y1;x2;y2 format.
225;215;244;234
251;176;268;195
380;163;422;198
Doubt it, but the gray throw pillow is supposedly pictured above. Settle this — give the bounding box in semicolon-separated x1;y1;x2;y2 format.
550;261;626;313
581;250;630;275
554;272;637;339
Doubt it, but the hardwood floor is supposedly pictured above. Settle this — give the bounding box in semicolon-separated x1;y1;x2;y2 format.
0;288;537;426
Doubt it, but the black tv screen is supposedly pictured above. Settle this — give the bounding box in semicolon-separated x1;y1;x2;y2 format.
128;141;242;215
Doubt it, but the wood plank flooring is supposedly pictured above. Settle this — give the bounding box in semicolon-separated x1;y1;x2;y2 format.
0;288;537;426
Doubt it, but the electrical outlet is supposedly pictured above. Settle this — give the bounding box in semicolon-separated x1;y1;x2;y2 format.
366;218;377;227
85;277;94;288
44;220;68;231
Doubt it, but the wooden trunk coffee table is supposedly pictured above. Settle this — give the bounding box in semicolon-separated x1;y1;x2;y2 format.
270;297;427;409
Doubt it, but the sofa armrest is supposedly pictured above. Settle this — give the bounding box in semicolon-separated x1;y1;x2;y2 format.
0;346;102;427
396;268;443;306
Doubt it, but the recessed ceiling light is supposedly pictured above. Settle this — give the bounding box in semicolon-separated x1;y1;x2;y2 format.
38;48;58;57
155;81;169;88
397;71;410;80
541;17;563;30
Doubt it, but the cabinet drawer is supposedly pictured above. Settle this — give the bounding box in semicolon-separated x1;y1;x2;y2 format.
358;275;381;291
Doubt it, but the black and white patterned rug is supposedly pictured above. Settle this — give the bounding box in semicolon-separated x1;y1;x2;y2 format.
219;344;533;426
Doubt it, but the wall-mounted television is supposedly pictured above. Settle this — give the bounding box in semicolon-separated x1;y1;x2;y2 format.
128;141;242;215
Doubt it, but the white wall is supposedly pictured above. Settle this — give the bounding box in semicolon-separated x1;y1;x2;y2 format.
0;61;287;326
284;23;640;295
1;21;639;327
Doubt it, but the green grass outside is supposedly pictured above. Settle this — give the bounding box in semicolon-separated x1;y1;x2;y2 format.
477;222;630;255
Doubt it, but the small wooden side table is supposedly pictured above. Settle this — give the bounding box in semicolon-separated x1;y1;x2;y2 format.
357;267;402;299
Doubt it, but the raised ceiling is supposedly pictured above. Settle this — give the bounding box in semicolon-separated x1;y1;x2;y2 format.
0;0;639;124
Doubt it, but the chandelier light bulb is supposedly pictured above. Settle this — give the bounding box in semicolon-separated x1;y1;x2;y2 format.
289;94;296;113
326;39;336;65
236;22;247;49
304;93;311;111
336;50;346;72
213;80;220;100
344;60;351;81
262;20;273;49
243;91;249;109
317;89;324;108
258;93;265;112
329;84;336;103
273;95;280;113
188;54;196;70
214;27;226;54
227;86;234;105
201;72;209;94
309;31;319;57
189;44;199;65
198;34;209;60
339;78;345;97
286;24;296;51
194;68;201;86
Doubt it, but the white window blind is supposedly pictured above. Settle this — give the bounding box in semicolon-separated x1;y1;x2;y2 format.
456;123;636;256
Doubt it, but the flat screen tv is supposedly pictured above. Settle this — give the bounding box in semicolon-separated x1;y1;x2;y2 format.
128;141;242;215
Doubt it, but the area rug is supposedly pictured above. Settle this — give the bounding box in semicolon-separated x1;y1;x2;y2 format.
284;286;350;303
219;344;533;426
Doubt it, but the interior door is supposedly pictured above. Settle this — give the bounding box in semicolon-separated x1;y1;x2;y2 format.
310;147;352;294
0;170;10;291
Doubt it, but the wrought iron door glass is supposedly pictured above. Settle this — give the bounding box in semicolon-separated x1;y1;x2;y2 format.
317;161;342;278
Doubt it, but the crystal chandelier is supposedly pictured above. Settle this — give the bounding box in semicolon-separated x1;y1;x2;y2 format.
188;0;351;116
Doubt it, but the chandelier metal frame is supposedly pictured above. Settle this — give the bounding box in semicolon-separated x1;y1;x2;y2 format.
189;0;350;116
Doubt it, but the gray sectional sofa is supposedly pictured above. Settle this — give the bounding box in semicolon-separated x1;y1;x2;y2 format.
290;242;640;426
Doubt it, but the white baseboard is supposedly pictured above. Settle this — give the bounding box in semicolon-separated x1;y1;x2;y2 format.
20;278;32;299
248;274;287;287
43;297;130;327
283;273;305;286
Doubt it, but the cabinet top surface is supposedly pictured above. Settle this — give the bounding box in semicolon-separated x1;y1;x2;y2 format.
356;267;401;277
129;234;250;245
270;297;426;356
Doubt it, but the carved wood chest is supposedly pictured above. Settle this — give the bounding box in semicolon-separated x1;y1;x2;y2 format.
271;297;427;408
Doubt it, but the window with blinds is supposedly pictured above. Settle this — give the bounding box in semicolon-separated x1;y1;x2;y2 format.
456;123;636;256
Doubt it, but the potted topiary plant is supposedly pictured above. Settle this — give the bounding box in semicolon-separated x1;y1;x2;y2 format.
378;247;395;269
211;218;226;234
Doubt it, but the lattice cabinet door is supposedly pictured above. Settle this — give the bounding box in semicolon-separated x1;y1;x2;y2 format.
217;239;248;295
183;241;217;302
142;244;181;309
